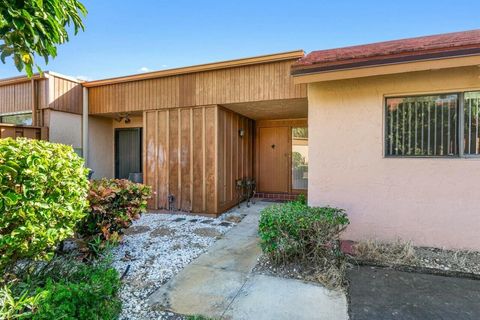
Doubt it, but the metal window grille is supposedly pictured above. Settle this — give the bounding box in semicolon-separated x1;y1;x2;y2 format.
385;94;458;157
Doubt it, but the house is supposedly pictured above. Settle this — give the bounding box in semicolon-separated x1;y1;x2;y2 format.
0;72;83;149
1;30;479;250
292;29;480;250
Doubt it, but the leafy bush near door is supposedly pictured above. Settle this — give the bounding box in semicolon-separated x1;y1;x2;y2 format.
258;197;349;288
0;138;89;271
78;179;151;250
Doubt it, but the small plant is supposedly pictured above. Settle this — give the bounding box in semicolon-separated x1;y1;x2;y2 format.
0;258;121;320
78;179;151;247
32;262;121;319
0;138;89;272
0;285;45;319
187;316;217;320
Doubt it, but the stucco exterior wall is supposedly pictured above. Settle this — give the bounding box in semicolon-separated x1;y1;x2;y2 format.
88;116;114;179
87;115;143;179
308;66;480;250
48;110;82;148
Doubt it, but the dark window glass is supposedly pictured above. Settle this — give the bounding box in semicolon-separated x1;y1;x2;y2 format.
385;95;458;156
0;113;33;125
464;91;480;155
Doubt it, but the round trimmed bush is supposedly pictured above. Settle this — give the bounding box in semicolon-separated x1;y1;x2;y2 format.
258;199;349;264
0;138;89;270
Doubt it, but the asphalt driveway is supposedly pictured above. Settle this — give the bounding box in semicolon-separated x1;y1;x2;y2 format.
348;266;480;320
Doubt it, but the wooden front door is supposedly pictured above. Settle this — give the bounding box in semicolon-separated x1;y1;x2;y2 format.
257;126;289;192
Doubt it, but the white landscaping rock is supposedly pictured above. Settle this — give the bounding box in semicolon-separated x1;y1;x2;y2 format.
112;212;235;320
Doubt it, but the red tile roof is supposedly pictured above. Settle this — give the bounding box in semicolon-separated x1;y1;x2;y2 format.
292;30;480;75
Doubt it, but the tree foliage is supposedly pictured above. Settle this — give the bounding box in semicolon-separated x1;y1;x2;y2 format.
0;0;87;76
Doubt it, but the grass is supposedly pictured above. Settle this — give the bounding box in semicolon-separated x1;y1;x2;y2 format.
353;239;417;266
186;316;217;320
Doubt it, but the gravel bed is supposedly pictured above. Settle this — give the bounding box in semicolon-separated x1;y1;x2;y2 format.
413;247;480;274
111;211;242;320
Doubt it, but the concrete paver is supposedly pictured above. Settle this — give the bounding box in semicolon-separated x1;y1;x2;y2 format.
223;274;348;320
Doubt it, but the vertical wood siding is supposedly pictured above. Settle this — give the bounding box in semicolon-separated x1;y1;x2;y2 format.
0;75;82;117
217;107;255;212
0;124;48;140
144;105;254;215
47;75;83;114
89;60;307;114
0;81;33;114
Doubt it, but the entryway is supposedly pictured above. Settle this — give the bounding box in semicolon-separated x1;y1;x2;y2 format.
255;119;308;196
114;128;142;180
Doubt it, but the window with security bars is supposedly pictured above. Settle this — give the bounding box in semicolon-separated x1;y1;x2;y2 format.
464;91;480;155
385;95;458;157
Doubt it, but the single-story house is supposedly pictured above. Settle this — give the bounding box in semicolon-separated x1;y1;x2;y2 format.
1;30;479;250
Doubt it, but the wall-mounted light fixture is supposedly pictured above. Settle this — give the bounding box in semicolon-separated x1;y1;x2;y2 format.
115;113;131;124
238;128;245;138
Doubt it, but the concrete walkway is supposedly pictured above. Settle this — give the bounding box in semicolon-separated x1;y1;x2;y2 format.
148;201;348;320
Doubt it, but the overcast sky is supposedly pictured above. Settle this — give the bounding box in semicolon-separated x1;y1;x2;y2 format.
1;0;479;80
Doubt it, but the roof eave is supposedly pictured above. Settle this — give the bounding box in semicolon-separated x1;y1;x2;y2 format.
292;54;480;84
291;47;480;76
84;50;305;88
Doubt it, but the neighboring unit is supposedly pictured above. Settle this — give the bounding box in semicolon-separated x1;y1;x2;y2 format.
0;71;83;152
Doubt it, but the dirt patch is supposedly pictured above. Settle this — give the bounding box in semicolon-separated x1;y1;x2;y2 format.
193;227;223;238
224;215;243;223
150;227;176;238
253;254;348;290
354;239;417;266
352;239;480;275
123;225;151;236
217;222;231;227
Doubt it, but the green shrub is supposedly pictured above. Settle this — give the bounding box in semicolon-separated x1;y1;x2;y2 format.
78;179;151;245
0;138;89;271
258;200;349;265
32;262;121;319
0;258;121;320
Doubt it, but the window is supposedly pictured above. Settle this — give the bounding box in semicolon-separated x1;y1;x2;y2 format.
0;112;33;126
292;127;308;189
464;92;480;155
385;92;480;157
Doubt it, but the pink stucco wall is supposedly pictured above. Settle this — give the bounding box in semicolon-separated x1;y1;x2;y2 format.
308;66;480;250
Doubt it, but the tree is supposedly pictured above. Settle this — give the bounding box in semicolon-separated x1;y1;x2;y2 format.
0;0;87;76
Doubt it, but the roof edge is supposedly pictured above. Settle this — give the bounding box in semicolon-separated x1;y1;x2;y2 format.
84;50;305;88
291;47;480;77
0;71;83;87
0;73;45;86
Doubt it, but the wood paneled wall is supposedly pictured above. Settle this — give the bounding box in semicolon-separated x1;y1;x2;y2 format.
0;124;48;140
144;105;254;215
0;81;35;114
46;74;83;114
217;107;254;212
89;60;307;114
0;74;82;120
